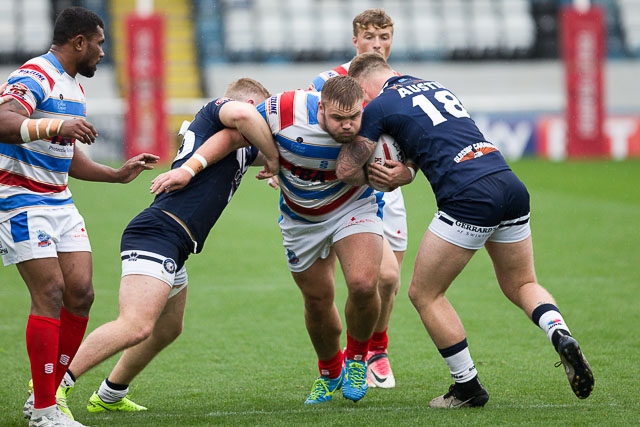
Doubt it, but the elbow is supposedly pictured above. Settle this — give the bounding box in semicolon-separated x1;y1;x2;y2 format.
336;163;359;185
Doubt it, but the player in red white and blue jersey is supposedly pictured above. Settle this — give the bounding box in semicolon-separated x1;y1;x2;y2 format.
56;78;279;414
307;9;411;389
0;7;158;426
256;76;383;404
338;52;594;408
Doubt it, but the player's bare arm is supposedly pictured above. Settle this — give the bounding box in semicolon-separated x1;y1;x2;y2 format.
0;89;99;145
219;101;279;177
150;128;242;194
69;149;158;183
336;135;377;186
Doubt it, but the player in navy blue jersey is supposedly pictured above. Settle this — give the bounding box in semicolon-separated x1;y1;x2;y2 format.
336;52;594;407
53;78;280;414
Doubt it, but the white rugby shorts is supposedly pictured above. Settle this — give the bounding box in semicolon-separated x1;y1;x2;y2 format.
0;207;91;266
381;188;408;252
428;210;531;250
121;250;188;298
279;198;383;273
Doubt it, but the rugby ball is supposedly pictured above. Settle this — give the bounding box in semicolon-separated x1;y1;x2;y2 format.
367;134;405;192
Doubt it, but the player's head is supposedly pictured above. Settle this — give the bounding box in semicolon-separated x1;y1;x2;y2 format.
52;7;105;78
348;52;394;103
318;75;363;144
224;78;271;105
352;9;394;60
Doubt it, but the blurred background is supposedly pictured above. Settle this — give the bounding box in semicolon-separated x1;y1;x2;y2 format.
0;0;638;163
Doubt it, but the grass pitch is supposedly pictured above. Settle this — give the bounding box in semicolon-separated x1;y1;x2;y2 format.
1;159;638;426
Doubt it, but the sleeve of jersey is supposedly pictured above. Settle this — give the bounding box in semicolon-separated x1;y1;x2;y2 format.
359;102;386;142
256;96;281;134
6;66;50;115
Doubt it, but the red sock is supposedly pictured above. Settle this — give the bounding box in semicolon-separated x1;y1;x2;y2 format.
55;308;88;388
318;349;344;379
345;332;370;361
26;315;60;409
369;328;388;352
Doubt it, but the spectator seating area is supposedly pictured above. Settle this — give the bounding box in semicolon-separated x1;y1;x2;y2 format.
0;0;638;64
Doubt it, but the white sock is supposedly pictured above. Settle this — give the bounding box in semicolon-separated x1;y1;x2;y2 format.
444;346;477;383
98;380;128;403
537;309;571;344
61;371;75;388
31;404;57;418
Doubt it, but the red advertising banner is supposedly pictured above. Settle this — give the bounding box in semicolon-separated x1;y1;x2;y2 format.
560;6;606;158
124;14;170;162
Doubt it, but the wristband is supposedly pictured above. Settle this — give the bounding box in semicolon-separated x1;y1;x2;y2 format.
20;118;65;143
192;153;208;169
182;153;208;176
407;165;416;182
180;164;196;177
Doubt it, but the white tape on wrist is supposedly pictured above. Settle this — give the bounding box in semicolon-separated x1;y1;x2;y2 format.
408;166;416;181
192;153;208;169
180;164;196;177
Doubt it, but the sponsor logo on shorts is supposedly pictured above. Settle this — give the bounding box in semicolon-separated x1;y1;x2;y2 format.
163;258;176;274
72;226;88;240
286;248;299;265
37;230;51;247
128;251;139;261
0;241;8;255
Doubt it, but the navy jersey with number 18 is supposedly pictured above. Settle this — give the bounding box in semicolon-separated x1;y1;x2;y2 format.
358;75;510;206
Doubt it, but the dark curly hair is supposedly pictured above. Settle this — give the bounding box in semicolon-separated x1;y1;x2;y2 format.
52;7;104;45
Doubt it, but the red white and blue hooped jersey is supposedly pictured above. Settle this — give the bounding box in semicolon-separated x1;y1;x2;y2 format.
358;75;511;206
257;90;375;223
308;62;350;92
0;52;86;222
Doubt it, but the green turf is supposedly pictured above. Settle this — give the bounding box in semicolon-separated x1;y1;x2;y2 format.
1;159;638;426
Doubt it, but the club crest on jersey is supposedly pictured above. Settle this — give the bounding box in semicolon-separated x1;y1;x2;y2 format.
454;142;499;163
37;230;52;247
6;82;29;99
215;97;231;106
163;258;176;274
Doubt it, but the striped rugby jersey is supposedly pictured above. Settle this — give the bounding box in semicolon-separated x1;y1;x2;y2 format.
308;62;350;92
257;89;374;223
0;52;86;222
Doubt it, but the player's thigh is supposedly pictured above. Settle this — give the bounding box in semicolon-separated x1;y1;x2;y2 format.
118;274;172;327
485;236;537;292
334;232;383;291
411;229;475;298
291;251;337;302
58;252;93;308
154;286;187;340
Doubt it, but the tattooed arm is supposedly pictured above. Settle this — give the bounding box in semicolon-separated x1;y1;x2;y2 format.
336;135;377;186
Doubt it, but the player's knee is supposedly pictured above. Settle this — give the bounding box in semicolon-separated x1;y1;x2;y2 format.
377;268;400;297
63;280;95;314
347;276;378;302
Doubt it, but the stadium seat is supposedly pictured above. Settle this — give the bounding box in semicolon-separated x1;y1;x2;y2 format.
618;0;640;55
0;1;17;54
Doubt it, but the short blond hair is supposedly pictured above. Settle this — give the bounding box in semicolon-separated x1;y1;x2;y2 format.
348;52;392;80
352;9;394;37
321;75;363;111
224;78;270;102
